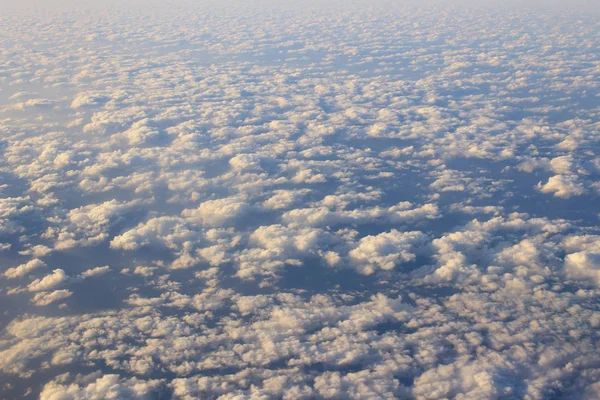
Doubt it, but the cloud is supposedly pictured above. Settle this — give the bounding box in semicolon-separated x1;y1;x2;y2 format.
40;374;164;400
182;197;254;227
32;289;73;306
110;217;197;251
537;175;585;198
412;355;515;399
564;251;600;287
27;269;69;292
235;224;334;279
70;93;111;109
0;196;39;236
80;265;111;278
262;189;311;210
4;259;47;279
348;230;426;274
50;199;145;250
281;202;440;228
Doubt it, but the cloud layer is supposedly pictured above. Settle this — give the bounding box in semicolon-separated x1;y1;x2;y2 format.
0;2;599;399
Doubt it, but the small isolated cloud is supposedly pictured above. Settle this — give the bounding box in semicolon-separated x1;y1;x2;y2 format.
32;289;72;306
537;175;585;198
4;259;47;279
0;2;599;398
27;269;69;292
80;266;111;278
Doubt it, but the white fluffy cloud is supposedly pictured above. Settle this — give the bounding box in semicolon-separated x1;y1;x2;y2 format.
32;289;73;306
182;197;254;227
49;200;145;250
564;251;600;286
40;374;164;400
349;230;426;274
80;265;111;278
262;189;311;210
4;259;46;279
537;174;585;198
27;269;69;292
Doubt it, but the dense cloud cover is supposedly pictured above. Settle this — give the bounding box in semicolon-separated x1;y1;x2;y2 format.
0;1;599;399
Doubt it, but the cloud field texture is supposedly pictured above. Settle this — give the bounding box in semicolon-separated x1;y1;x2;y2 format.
0;1;599;399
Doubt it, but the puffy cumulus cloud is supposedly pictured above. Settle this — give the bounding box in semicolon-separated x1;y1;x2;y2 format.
494;237;554;278
291;168;327;184
2;282;599;398
47;199;146;250
182;197;254;227
262;189;311;210
0;196;39;236
517;157;552;173
228;153;264;172
319;190;382;210
427;214;571;284
124;286;234;312
348;230;426;274
549;155;576;175
438;288;600;399
428;229;489;283
537;174;585;198
412;355;516;399
562;235;600;254
281;202;439;228
4;258;47;279
0;293;416;378
112;119;168;147
429;169;470;192
518;155;576;175
249;224;331;253
40;374;164;400
564;252;600;286
27;269;69;292
80;265;111;278
234;294;272;316
170;366;321;399
110;217;197;251
32;289;72;306
314;369;410;399
132;265;158;277
18;244;53;258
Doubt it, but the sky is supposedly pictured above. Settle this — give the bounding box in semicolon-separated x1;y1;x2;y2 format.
0;1;599;399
